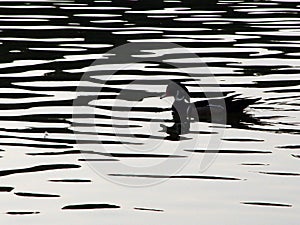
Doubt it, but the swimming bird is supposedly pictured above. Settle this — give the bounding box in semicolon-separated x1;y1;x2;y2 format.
160;82;261;135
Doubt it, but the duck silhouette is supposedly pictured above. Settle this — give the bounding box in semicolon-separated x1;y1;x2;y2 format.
160;82;261;136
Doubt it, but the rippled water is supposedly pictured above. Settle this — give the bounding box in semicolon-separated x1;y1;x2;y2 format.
0;0;299;224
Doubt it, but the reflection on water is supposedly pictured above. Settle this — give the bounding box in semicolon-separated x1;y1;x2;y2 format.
0;0;299;224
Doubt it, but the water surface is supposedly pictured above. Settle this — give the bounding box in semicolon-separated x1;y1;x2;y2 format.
0;0;299;224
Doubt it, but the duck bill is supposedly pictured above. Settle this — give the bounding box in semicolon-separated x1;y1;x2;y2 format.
160;93;168;99
160;90;171;99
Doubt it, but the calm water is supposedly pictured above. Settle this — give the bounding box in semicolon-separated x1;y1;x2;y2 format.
0;0;299;224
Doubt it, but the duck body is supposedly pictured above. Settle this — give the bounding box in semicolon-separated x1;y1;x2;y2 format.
190;95;260;123
161;82;261;132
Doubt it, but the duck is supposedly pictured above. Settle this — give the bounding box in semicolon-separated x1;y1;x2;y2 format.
160;82;261;135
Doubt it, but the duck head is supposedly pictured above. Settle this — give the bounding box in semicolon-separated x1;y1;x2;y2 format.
160;82;190;102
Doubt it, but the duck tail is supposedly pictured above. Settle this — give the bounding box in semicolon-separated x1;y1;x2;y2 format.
227;97;261;112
